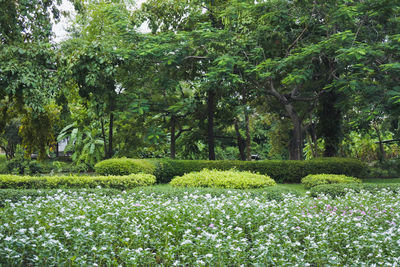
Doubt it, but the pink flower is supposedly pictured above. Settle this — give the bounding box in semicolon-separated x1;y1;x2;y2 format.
209;224;215;228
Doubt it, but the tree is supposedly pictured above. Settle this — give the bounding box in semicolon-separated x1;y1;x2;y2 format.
0;0;62;159
61;0;136;159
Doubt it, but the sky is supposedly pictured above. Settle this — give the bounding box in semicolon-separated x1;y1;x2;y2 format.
52;0;149;42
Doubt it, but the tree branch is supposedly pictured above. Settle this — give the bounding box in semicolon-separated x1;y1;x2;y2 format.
184;56;209;60
176;127;193;140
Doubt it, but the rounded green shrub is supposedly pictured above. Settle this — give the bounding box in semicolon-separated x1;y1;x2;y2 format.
94;158;156;175
301;174;361;189
170;169;276;189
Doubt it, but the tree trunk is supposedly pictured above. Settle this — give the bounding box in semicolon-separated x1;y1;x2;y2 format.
100;118;108;158
207;90;216;160
374;124;386;162
170;115;176;159
285;104;303;160
245;111;251;161
107;112;114;159
234;119;246;160
317;91;341;157
56;142;59;158
267;81;304;160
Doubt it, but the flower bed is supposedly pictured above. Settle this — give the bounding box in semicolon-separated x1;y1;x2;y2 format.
1;189;399;265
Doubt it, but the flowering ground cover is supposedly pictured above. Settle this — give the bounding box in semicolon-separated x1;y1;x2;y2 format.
1;188;400;266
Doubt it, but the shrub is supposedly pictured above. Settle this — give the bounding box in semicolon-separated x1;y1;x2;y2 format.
0;174;156;190
309;183;400;197
170;169;276;189
301;174;361;189
95;158;156;175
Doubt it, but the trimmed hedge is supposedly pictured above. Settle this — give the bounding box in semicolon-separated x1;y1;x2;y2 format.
170;169;276;189
0;174;156;190
94;158;156;175
154;157;365;183
301;174;361;189
309;183;400;197
94;157;366;183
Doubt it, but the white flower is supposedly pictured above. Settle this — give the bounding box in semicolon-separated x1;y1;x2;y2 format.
181;240;193;245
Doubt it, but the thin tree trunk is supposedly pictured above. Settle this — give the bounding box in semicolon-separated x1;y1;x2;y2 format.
107;112;114;159
374;124;386;162
234;119;246;160
207;90;216;160
170;115;176;159
100;118;108;158
245;111;251;161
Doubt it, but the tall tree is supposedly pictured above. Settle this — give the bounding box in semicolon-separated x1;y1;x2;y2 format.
0;0;61;159
62;0;136;158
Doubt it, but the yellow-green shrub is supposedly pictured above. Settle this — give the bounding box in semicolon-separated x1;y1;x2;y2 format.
170;169;276;189
94;158;155;175
0;174;156;190
301;174;361;189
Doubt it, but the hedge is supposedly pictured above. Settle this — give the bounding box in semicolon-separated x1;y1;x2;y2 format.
170;169;276;189
94;157;365;183
301;174;361;189
309;183;400;197
94;158;156;176
0;174;156;190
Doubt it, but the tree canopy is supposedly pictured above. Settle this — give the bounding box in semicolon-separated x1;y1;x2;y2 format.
1;0;400;166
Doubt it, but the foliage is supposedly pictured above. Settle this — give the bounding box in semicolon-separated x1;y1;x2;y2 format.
309;183;400;198
94;158;156;176
366;159;400;178
301;174;361;189
0;117;21;159
19;103;61;160
1;190;400;265
0;173;156;190
170;169;276;189
339;131;400;162
5;145;33;175
57;123;104;167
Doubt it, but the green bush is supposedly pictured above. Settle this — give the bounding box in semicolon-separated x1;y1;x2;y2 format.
309;183;400;197
95;158;156;175
0;173;156;189
0;188;120;207
301;174;361;189
170;169;276;189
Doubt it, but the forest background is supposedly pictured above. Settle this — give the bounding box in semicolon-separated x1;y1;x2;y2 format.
1;0;400;170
